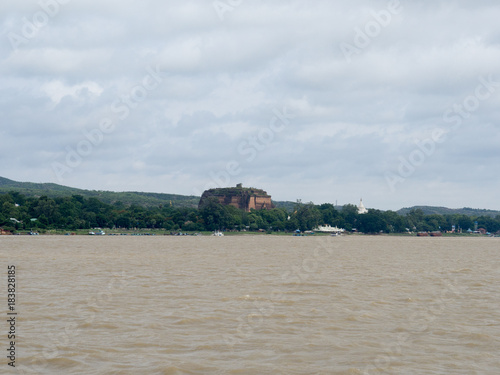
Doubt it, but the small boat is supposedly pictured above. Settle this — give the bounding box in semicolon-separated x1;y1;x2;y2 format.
212;231;224;236
314;224;345;234
430;231;443;237
417;232;429;237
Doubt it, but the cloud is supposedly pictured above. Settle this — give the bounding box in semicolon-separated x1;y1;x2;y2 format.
1;0;500;210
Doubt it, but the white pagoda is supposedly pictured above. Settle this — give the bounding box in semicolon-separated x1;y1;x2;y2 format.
357;198;368;214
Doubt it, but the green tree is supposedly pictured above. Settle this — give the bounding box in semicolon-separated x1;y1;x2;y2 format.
200;198;226;231
341;204;359;231
319;203;339;225
457;215;473;232
406;208;425;231
296;204;322;231
358;210;388;233
382;210;407;233
32;198;58;225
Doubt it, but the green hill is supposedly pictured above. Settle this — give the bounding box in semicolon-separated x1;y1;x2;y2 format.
0;176;296;210
0;176;199;208
397;205;500;218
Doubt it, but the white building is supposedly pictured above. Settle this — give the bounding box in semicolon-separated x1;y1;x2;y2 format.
357;199;368;214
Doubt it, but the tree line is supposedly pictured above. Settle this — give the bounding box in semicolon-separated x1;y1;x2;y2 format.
1;192;500;234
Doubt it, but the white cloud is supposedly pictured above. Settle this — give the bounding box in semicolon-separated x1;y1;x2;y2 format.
1;0;500;210
41;80;103;104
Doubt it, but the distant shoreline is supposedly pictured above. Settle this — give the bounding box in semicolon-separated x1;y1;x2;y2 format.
2;229;496;238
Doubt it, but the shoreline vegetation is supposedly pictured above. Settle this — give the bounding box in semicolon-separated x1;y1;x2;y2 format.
1;190;500;237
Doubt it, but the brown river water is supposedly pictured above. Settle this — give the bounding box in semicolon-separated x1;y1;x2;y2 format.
1;235;499;374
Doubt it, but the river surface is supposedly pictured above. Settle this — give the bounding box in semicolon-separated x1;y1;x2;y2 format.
1;235;499;374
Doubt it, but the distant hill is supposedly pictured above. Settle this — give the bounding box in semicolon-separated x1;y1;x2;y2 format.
397;206;500;218
0;176;296;210
272;200;297;212
4;177;495;216
0;176;199;208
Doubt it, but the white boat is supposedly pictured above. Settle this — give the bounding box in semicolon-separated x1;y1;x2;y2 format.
212;231;224;236
314;224;345;234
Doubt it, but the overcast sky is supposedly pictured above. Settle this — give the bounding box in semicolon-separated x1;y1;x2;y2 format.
1;0;499;210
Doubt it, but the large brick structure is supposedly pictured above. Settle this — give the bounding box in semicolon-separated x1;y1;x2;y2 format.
199;184;274;212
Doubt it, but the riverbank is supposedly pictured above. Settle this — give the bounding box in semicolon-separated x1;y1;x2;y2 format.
2;229;497;237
